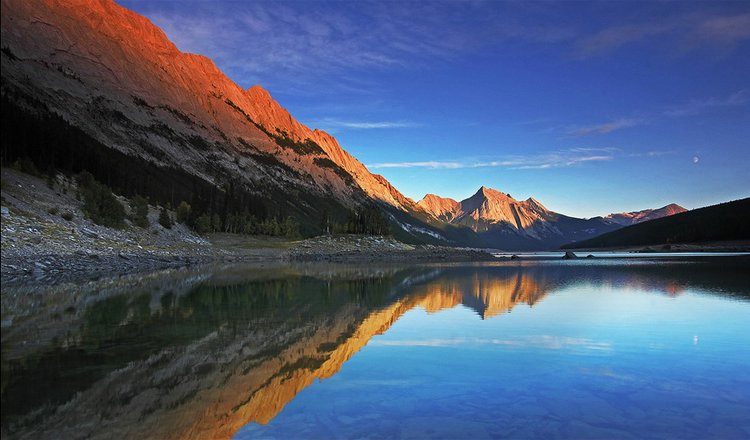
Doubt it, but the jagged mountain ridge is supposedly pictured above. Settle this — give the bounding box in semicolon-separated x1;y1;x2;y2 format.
418;194;461;223
417;187;685;250
0;0;432;236
605;203;687;226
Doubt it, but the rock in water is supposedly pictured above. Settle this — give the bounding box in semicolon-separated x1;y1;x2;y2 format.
563;251;578;259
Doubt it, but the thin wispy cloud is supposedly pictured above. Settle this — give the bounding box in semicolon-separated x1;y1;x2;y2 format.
307;118;422;130
629;150;676;158
565;89;748;138
369;161;466;170
126;0;750;94
574;12;750;58
694;13;750;44
137;1;575;91
569;118;641;137
367;148;617;170
664;89;749;117
576;23;671;58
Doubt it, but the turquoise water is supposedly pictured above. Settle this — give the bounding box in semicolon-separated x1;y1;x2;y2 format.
2;257;749;439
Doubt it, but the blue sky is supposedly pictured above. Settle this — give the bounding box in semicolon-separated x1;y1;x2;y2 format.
120;0;749;217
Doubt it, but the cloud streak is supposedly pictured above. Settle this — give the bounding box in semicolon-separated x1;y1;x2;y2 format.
134;1;577;91
694;13;750;44
569;118;641;137
125;1;750;94
575;12;750;58
576;23;671;58
565;89;748;138
663;89;749;117
367;148;617;170
307;118;421;130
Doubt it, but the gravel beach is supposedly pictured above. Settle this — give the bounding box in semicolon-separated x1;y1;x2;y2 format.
1;168;495;286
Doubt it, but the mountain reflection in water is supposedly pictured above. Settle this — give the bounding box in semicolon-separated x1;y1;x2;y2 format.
1;258;748;439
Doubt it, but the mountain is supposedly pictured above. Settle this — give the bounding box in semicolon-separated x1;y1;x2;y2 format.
0;0;444;240
418;187;620;250
562;198;750;249
605;203;687;226
0;0;705;251
417;194;461;222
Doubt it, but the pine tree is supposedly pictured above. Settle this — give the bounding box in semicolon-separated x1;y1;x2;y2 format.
159;206;172;229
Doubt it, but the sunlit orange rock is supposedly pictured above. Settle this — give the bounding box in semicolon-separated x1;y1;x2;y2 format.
418;186;557;238
605;203;687;226
0;0;425;213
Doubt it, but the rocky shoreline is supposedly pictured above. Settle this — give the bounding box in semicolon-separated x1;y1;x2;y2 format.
289;235;496;263
0;168;497;286
0;237;496;286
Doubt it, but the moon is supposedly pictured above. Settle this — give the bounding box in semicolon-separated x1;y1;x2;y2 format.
692;156;700;164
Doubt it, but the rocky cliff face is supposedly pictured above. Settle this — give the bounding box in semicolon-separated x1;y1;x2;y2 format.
417;194;461;222
240;84;417;209
0;0;422;233
419;187;559;236
452;187;557;236
605;204;687;226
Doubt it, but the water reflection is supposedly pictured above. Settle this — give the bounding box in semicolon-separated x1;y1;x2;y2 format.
1;257;748;439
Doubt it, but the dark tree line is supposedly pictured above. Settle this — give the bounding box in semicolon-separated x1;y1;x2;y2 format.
0;90;392;238
320;206;390;236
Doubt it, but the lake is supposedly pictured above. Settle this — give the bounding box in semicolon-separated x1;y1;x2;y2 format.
2;256;749;439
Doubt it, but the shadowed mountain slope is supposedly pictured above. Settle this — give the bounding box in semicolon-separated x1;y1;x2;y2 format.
605;204;687;226
0;0;441;238
562;198;750;249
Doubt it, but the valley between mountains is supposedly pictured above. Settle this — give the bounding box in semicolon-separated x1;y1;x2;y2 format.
0;0;711;281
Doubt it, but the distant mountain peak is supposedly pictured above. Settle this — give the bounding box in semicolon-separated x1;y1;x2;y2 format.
663;203;685;211
476;186;507;198
417;194;461;222
605;203;687;226
421;193;458;203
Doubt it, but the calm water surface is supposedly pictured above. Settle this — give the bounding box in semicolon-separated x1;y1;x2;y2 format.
1;257;749;439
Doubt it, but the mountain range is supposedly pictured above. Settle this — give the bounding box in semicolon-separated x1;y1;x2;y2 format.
0;0;686;250
417;188;685;249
